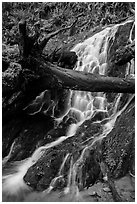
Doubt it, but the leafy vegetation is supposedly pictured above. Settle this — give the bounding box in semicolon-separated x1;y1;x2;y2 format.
2;2;135;48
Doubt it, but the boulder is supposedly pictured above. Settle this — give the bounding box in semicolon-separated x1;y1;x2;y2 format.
52;50;78;69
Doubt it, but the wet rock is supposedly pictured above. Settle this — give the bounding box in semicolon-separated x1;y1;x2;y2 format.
23;116;103;191
88;191;101;197
107;20;134;77
51;50;78;69
2;115;54;161
103;187;111;192
87;182;114;202
24;148;71;190
114;175;135;202
23;90;51;115
81;149;101;189
91;110;108;122
2;62;22;96
88;191;96;196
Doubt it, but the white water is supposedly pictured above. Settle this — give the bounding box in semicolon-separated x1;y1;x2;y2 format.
2;159;32;195
2;19;135;201
2;141;15;165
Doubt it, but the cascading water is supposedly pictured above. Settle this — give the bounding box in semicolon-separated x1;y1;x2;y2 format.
2;19;135;202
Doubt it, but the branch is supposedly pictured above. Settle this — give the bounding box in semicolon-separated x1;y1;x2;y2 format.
39;19;78;51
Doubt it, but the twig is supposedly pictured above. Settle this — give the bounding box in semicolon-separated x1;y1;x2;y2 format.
39;21;77;51
38;13;84;51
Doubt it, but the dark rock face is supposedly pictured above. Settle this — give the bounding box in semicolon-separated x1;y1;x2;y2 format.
81;149;101;189
102;18;135;178
2;59;9;71
102;98;135;178
2;115;54;161
52;51;78;69
2;88;71;161
107;20;134;78
24;117;103;191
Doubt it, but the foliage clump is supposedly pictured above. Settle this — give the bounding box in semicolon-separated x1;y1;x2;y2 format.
2;2;135;46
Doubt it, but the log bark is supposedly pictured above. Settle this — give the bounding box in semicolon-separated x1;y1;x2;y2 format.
34;59;135;93
3;57;134;99
3;58;134;123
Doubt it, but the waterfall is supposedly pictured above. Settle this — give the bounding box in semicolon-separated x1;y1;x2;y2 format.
2;19;134;201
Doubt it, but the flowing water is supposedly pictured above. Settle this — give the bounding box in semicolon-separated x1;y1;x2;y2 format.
2;19;135;202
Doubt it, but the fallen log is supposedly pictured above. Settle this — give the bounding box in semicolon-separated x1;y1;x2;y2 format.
3;57;134;98
3;58;134;123
34;59;135;93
